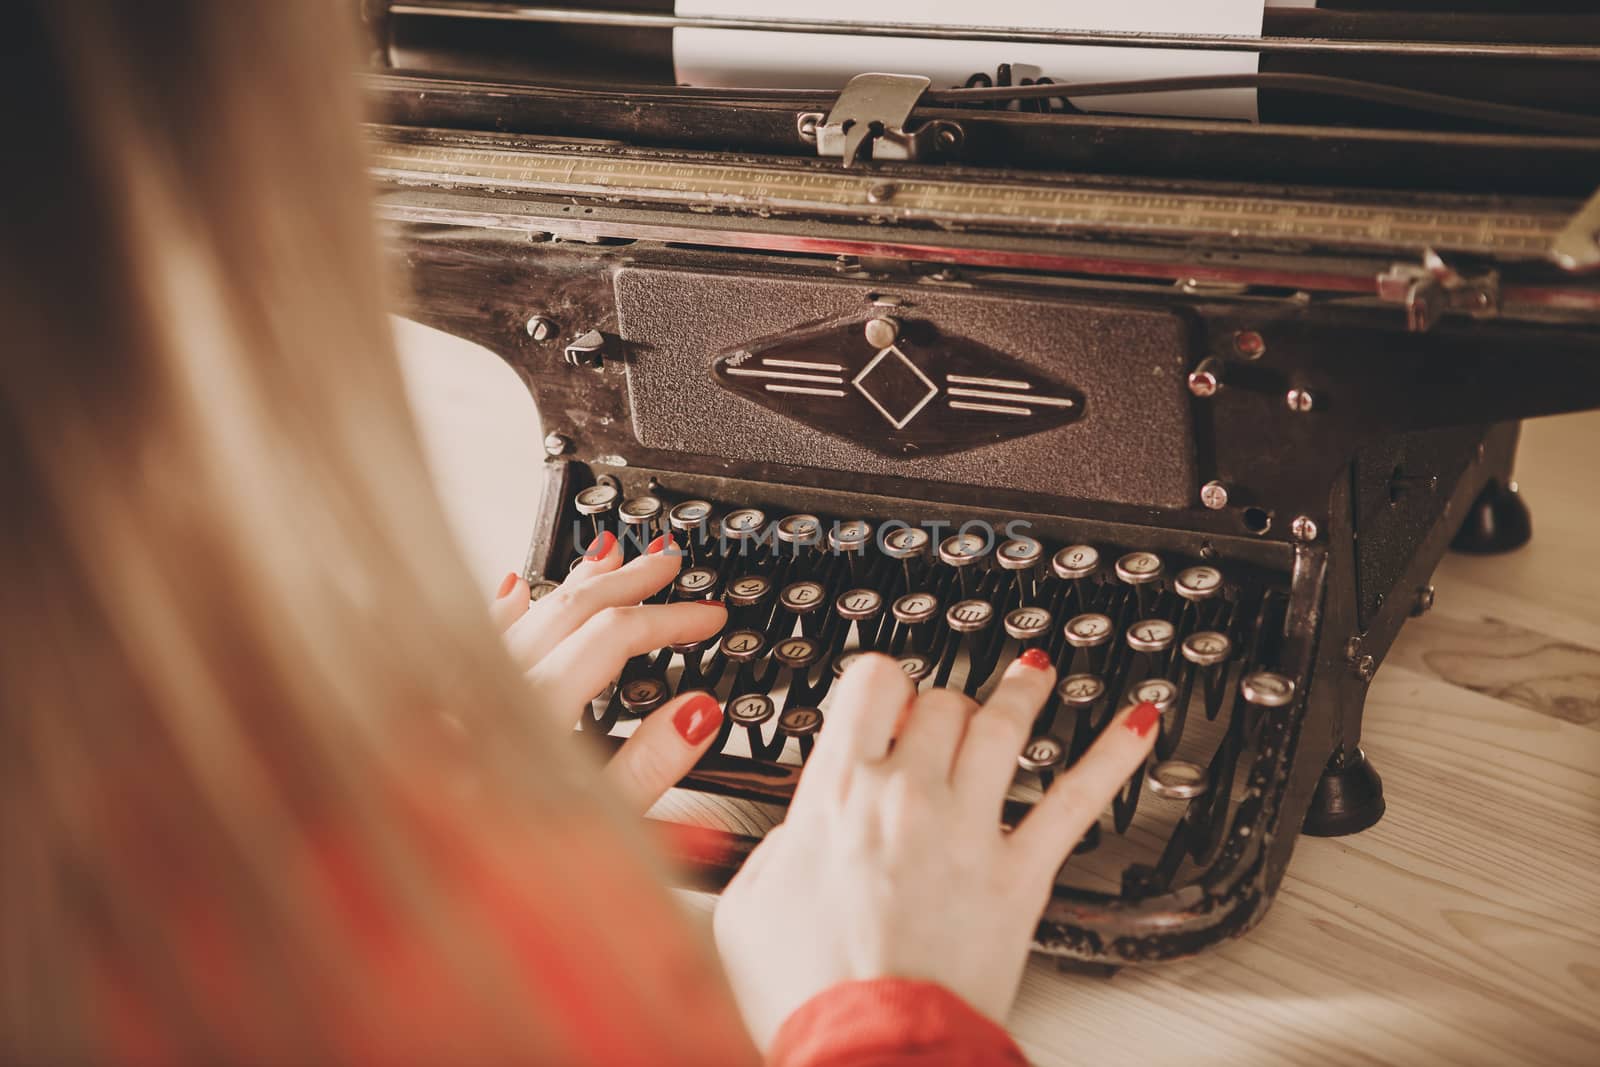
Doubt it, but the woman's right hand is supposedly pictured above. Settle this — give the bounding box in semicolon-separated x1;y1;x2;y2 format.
713;651;1160;1050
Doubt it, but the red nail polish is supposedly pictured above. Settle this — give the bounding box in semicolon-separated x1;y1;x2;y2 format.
1017;648;1052;672
584;531;616;560
697;599;725;609
673;692;723;746
648;534;676;555
1125;700;1161;738
496;572;518;598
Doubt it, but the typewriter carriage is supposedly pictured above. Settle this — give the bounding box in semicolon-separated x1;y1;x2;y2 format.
369;2;1600;964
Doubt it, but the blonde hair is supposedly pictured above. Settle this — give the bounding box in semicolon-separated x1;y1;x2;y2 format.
0;3;744;1062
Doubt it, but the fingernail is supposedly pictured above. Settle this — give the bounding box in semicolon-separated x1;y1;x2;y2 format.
1017;648;1052;672
697;599;725;609
647;534;676;555
496;572;518;598
584;531;616;560
673;692;723;746
1125;700;1161;738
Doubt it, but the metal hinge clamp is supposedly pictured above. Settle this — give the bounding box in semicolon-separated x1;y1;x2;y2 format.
1375;249;1499;333
798;73;962;167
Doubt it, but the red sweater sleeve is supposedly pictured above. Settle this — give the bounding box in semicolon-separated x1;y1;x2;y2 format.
769;979;1027;1067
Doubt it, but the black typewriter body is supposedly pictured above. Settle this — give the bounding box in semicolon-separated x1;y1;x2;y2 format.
362;2;1600;965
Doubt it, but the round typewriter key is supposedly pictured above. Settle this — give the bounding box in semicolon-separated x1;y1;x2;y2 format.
719;629;768;663
1063;613;1114;648
668;635;715;655
618;495;663;527
773;635;821;670
1126;618;1176;654
1240;670;1297;707
779;580;826;614
1181;630;1233;667
1056;673;1105;707
938;532;988;568
721;508;767;541
831;650;865;678
1129;677;1178;712
667;499;713;534
1051;544;1100;581
946;599;995;633
1004;605;1053;641
892;591;940;626
574;484;620;515
528;579;559;604
728;693;775;726
1174;565;1224;601
1017;735;1065;773
778;707;823;736
618;677;668;715
882;526;930;559
1147;759;1209;800
1114;551;1164;585
674;567;719;599
775;513;822;547
836;588;884;621
725;574;772;607
828;519;873;554
996;536;1043;571
897;652;934;681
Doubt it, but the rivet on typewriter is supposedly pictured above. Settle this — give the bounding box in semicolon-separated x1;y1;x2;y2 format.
524;314;558;342
1232;330;1267;360
1187;358;1223;397
1199;481;1229;511
1285;387;1316;414
1290;515;1320;543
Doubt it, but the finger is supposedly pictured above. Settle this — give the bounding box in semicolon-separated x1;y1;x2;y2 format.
792;653;913;810
605;691;724;812
489;572;530;632
950;649;1056;811
565;529;625;584
504;538;687;670
1008;700;1160;884
887;688;977;782
527;601;727;721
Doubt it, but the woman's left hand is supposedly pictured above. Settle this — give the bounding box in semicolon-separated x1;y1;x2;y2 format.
490;533;727;811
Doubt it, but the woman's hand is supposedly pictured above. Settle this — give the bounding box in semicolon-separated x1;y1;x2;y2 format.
490;532;727;811
713;651;1160;1049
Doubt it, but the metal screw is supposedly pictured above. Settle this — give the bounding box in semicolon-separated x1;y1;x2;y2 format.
1412;584;1435;616
867;183;897;204
542;432;570;457
796;113;820;141
1291;515;1319;542
864;317;899;348
1188;359;1222;398
1354;654;1376;682
525;314;558;342
1233;329;1267;359
1286;388;1316;413
1200;481;1229;510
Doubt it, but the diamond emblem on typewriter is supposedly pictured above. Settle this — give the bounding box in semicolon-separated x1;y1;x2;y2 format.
709;312;1083;457
851;345;939;430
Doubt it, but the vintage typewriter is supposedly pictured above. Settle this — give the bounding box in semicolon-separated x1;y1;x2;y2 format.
359;1;1600;964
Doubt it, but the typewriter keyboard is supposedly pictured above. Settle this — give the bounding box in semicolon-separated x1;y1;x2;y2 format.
543;484;1303;902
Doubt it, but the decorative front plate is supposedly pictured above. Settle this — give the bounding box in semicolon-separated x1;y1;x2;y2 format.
711;314;1084;457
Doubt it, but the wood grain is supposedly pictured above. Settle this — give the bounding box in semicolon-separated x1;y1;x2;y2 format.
397;323;1600;1066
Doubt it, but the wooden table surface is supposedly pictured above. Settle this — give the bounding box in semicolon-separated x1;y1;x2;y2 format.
397;319;1600;1066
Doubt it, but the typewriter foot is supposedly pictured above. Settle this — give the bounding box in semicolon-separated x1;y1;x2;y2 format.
1302;748;1386;838
1451;480;1531;555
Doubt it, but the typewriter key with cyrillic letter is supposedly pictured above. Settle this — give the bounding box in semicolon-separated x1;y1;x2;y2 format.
1129;677;1178;713
882;525;930;590
778;706;823;759
836;588;883;621
946;598;994;634
1241;670;1297;707
618;677;668;715
728;692;775;727
939;532;990;597
897;651;934;682
779;580;826;615
775;513;822;551
618;495;663;545
1126;618;1176;655
1057;673;1105;708
1004;605;1052;643
773;635;821;671
674;567;719;600
724;574;771;608
1181;630;1232;667
574;484;620;541
1174;565;1224;602
1115;550;1164;616
720;629;768;663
